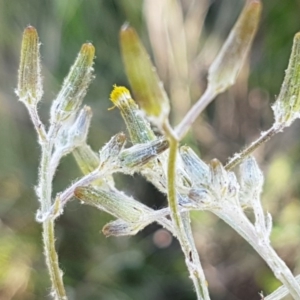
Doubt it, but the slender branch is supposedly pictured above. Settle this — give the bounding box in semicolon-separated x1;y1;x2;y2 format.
252;198;268;239
225;124;285;171
163;122;181;229
213;206;300;299
39;132;67;299
181;211;210;299
50;146;77;179
43;220;67;299
265;274;300;300
49;162;124;220
175;87;216;140
163;121;210;300
146;208;175;234
58;167;104;208
18;26;67;297
50;150;64;180
26;104;47;144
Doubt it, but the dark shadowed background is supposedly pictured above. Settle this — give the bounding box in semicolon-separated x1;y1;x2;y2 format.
0;0;300;299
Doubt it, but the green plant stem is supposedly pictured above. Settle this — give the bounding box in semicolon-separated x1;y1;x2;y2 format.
175;87;216;140
163;121;210;300
225;124;285;171
39;125;67;300
43;220;66;299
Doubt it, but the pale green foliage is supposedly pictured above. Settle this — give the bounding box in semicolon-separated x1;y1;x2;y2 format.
16;0;300;299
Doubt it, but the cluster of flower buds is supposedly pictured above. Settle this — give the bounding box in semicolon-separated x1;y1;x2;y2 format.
179;147;266;223
183;155;240;209
17;0;300;296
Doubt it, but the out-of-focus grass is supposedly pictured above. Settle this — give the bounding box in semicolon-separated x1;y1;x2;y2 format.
1;0;300;299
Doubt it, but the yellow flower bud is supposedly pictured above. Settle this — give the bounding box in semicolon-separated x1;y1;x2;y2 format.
110;85;156;143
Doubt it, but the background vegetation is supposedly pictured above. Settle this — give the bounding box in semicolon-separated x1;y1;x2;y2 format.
1;0;300;299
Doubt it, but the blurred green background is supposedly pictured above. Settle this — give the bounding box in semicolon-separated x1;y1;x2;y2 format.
1;0;300;299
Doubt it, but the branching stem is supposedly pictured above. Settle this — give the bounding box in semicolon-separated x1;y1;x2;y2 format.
27;104;47;144
163;121;210;300
214;206;300;299
265;274;300;300
225;124;285;171
39;123;67;299
175;87;216;140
